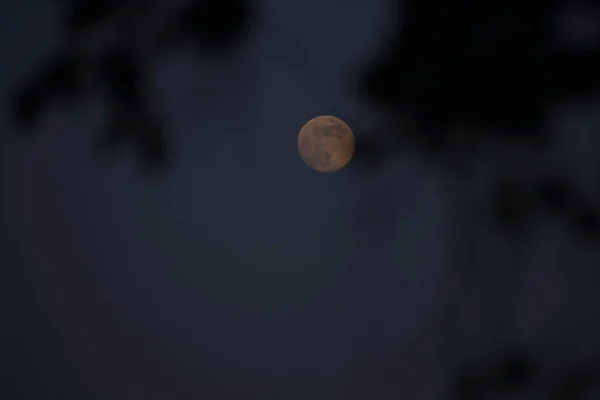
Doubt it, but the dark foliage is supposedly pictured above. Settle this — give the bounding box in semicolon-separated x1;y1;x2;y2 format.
351;0;600;397
8;0;255;172
62;0;123;32
449;351;600;399
357;0;600;237
360;0;599;140
535;172;579;215
10;52;86;130
570;204;600;240
173;0;254;53
490;176;537;233
496;351;539;389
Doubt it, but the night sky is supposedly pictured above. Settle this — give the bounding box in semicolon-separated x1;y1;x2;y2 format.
2;0;600;399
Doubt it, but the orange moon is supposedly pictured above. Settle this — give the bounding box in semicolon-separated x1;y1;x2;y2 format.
297;115;355;172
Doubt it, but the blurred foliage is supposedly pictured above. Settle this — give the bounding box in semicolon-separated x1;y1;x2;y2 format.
8;0;255;172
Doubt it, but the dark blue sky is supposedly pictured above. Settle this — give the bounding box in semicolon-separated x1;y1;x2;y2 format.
3;0;600;399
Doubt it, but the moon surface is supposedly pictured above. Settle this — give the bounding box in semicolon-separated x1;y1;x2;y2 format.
297;115;355;172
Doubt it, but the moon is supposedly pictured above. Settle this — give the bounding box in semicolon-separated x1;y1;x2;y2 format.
297;115;355;172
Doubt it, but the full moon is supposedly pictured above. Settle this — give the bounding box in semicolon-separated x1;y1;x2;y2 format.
297;115;355;172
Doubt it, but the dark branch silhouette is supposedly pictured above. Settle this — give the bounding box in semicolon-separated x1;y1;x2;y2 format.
347;0;600;397
450;351;600;400
8;0;255;172
354;0;600;234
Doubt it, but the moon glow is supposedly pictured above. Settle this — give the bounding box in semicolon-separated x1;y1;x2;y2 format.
297;115;355;172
